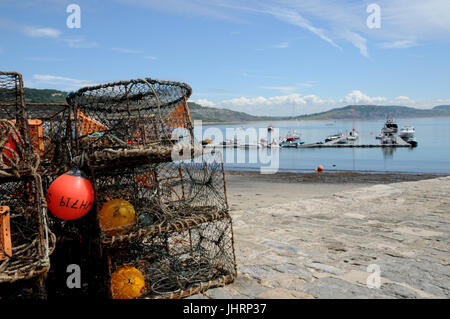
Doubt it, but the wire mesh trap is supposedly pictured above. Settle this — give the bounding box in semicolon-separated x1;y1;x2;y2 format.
0;72;35;175
90;151;229;246
66;78;194;163
105;212;236;299
25;103;72;176
0;174;55;284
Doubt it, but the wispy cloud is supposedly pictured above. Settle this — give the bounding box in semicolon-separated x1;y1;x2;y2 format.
26;56;65;62
111;47;143;54
381;39;419;49
31;74;96;91
24;27;60;38
260;81;315;93
123;1;450;57
143;56;157;60
63;37;99;48
263;6;341;50
0;17;61;38
272;41;289;49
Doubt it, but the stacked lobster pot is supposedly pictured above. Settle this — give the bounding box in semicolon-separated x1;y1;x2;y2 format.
66;78;237;299
0;72;55;299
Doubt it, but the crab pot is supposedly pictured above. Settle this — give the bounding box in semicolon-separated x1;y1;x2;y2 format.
0;72;34;173
90;152;229;246
66;78;194;160
0;174;54;286
106;212;237;299
25;103;72;176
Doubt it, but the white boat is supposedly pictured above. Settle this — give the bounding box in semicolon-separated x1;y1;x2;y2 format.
325;132;344;143
399;126;415;139
347;128;359;141
381;117;399;134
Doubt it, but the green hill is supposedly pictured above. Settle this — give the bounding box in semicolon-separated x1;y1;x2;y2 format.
23;88;68;104
296;105;450;120
433;105;450;111
187;102;272;122
20;88;450;122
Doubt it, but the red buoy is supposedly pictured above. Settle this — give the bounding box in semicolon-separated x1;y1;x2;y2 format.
46;168;95;220
316;165;324;172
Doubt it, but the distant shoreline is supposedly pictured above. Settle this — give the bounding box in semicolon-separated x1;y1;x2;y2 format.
200;115;450;126
224;169;447;185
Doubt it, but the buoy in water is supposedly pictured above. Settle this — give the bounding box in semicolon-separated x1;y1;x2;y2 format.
46;168;95;220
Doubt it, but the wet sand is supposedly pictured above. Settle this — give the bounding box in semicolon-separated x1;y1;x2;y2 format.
225;170;445;211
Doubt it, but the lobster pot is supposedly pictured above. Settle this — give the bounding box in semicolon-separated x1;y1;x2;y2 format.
106;212;237;299
91;151;229;246
0;175;55;284
26;104;72;176
0;72;34;172
66;78;194;160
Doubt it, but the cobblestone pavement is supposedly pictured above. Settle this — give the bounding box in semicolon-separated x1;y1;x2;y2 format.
187;177;450;299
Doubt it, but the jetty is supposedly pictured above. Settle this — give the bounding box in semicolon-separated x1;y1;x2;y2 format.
298;134;413;148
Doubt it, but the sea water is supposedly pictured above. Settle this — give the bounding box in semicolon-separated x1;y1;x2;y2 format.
197;117;450;174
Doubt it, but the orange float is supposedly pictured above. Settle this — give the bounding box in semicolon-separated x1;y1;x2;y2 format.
315;165;324;172
46;168;95;220
111;266;146;299
98;199;136;236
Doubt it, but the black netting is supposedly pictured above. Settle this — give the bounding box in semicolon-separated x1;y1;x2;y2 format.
91;152;229;245
26;104;72;176
106;213;236;299
66;78;193;158
0;72;34;173
0;175;55;283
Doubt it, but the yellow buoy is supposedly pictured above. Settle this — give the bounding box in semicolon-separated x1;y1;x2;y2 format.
99;199;136;236
111;266;146;299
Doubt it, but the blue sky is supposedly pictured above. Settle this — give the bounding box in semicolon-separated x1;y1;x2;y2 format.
1;0;449;116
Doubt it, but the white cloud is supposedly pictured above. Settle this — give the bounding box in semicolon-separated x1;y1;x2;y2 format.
194;93;335;116
381;39;419;49
260;81;315;93
192;90;447;116
26;56;65;62
339;30;369;57
63;37;99;48
272;41;289;49
0;17;61;38
32;74;96;91
24;27;60;38
341;90;387;105
111;47;143;54
129;1;450;57
264;6;341;50
393;96;416;105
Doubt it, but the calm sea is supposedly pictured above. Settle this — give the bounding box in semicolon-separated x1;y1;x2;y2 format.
197;117;450;174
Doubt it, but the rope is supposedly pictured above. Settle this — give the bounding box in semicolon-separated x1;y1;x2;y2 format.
0;120;25;171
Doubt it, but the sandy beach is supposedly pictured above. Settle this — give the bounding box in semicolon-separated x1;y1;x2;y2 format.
224;171;445;210
188;170;450;299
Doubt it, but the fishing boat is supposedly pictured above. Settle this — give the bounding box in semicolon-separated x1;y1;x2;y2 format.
325;132;344;143
346;128;359;141
279;130;304;147
376;117;399;139
382;117;399;134
399;126;415;140
399;126;418;147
